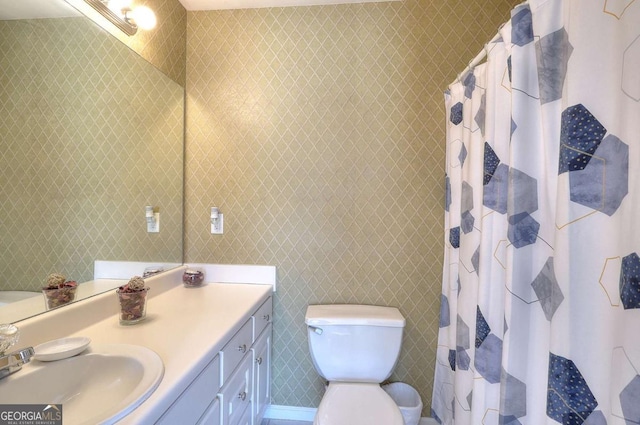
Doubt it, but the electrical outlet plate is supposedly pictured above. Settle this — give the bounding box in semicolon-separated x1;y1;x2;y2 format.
211;213;224;234
147;212;160;233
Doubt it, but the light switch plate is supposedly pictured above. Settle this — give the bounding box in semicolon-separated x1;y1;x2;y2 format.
147;213;160;233
211;213;223;234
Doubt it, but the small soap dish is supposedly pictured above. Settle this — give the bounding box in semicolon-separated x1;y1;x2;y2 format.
34;337;91;362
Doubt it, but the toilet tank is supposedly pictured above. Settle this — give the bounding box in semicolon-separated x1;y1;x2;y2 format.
305;304;405;383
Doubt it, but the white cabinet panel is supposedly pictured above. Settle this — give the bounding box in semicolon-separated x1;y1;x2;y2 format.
252;325;271;425
198;397;221;425
219;354;253;425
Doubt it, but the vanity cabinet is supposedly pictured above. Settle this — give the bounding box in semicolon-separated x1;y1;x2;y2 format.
219;296;272;425
156;356;221;424
158;295;272;425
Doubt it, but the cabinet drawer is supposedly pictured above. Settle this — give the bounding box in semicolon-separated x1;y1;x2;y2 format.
220;319;252;386
157;355;221;424
252;297;272;342
219;354;253;425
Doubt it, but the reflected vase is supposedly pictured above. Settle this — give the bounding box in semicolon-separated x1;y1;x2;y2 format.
42;286;78;310
116;288;149;325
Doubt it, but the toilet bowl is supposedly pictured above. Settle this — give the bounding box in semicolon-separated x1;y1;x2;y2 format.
305;304;406;425
314;382;403;425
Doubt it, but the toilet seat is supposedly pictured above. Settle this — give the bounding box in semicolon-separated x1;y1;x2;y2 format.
314;382;404;425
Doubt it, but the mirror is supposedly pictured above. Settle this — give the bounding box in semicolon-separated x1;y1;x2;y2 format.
0;0;184;323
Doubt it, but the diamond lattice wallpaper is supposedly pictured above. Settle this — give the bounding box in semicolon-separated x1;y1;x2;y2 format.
184;0;517;414
0;17;183;292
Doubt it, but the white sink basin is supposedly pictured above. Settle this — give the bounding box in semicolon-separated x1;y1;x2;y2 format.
0;343;164;425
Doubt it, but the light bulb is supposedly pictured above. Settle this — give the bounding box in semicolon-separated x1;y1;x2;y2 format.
130;5;156;30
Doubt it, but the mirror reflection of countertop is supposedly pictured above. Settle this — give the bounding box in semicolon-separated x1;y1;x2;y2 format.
0;280;127;324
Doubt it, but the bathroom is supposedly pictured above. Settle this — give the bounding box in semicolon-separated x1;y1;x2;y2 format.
6;0;630;423
0;0;518;420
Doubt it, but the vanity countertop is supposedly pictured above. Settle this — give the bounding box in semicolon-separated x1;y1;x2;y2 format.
13;266;274;424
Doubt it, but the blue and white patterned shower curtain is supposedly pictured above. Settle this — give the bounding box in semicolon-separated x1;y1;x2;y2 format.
432;0;640;424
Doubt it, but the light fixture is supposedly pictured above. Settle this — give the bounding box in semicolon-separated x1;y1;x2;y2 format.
124;5;156;30
84;0;156;36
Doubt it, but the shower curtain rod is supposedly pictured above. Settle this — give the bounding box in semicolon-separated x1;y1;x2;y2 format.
452;47;489;85
450;1;529;86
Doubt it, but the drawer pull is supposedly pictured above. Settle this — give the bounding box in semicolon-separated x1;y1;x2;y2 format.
256;357;263;365
238;391;247;401
237;344;247;353
263;314;270;322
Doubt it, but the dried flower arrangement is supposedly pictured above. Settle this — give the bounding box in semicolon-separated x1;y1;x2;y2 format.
42;273;78;309
116;276;149;324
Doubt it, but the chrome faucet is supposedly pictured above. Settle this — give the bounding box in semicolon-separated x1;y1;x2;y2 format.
0;324;34;380
0;347;35;379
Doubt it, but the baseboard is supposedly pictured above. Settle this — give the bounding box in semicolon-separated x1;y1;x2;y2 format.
264;405;438;424
264;405;317;421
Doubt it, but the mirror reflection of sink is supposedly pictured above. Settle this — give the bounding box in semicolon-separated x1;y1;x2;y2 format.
0;343;164;425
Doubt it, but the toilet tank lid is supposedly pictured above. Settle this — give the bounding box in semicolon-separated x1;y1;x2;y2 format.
305;304;405;327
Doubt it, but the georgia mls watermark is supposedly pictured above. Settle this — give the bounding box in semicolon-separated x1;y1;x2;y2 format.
0;405;62;425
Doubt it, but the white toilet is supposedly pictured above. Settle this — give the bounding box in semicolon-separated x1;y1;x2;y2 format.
305;304;406;425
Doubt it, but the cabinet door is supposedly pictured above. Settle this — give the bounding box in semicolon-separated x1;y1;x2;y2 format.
198;397;221;425
220;354;253;425
236;404;252;425
252;324;271;425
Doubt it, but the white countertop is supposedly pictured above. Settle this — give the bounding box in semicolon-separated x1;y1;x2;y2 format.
12;265;274;424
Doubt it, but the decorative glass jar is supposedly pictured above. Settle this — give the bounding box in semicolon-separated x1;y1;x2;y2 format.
116;287;150;325
182;269;204;287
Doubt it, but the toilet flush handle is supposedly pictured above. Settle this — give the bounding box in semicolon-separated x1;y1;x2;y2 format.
308;326;323;335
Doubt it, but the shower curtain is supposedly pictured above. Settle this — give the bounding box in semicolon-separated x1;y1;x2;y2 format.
432;0;640;424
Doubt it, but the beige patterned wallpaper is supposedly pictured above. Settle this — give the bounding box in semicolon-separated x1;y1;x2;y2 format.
185;0;516;414
0;17;183;291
